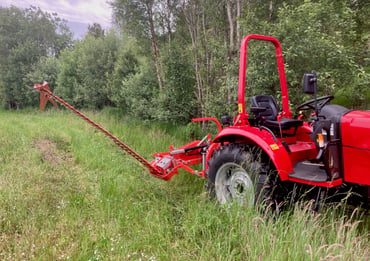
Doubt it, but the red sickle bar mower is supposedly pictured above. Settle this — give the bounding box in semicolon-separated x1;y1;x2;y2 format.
34;34;370;208
33;82;217;181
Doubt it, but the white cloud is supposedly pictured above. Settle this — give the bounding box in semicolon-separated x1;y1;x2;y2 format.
0;0;112;28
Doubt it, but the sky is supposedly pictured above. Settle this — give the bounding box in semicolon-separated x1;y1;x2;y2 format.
0;0;113;38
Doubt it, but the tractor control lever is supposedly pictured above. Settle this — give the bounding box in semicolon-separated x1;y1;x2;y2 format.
169;144;208;155
170;134;210;155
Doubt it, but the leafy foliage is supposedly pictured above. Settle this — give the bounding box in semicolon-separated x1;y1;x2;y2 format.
1;0;369;114
107;37;158;119
114;57;158;119
56;31;120;108
87;23;105;38
274;1;368;107
23;57;61;106
154;45;196;122
0;6;71;108
234;0;369;112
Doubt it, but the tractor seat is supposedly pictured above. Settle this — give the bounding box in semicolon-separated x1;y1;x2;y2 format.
251;95;303;130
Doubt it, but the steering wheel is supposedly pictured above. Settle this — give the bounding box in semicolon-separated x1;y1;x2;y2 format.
297;95;334;111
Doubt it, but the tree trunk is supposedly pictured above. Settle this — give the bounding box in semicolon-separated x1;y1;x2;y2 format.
202;8;210;87
236;0;241;45
167;0;172;43
183;0;203;118
146;1;164;91
269;0;273;21
226;0;234;51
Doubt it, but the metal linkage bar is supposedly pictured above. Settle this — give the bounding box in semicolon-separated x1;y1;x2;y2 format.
34;82;163;177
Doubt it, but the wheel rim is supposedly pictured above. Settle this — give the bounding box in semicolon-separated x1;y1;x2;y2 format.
215;162;255;206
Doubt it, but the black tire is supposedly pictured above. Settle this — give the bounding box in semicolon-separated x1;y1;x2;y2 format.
207;143;281;208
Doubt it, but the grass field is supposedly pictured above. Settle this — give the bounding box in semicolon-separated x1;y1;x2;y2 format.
0;108;368;260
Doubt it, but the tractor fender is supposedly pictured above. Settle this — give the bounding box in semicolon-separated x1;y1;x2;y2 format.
212;126;292;180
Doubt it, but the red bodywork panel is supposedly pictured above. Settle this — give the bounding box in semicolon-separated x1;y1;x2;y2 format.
341;111;370;185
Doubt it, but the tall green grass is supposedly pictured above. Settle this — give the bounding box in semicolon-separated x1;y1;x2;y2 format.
0;108;368;260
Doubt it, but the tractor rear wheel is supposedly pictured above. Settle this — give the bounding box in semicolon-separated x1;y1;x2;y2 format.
207;143;280;208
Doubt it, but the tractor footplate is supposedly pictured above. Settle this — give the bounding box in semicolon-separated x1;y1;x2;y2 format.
288;161;343;187
289;161;328;182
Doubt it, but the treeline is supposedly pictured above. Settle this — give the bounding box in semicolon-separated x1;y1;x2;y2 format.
0;1;369;122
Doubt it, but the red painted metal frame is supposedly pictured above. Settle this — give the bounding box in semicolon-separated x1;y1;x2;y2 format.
215;34;345;188
237;35;292;118
213;35;297;181
152;140;204;180
151;117;223;179
191;117;222;132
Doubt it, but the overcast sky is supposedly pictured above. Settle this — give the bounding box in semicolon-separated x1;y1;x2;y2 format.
0;0;112;28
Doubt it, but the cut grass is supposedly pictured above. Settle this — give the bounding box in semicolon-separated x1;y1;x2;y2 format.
0;108;368;260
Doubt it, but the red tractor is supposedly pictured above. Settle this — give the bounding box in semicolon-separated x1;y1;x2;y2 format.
35;34;370;209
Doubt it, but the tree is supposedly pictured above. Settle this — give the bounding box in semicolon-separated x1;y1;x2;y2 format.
111;0;165;91
23;57;61;106
108;37;141;109
56;31;120;109
30;0;368;118
0;6;71;109
154;44;196;122
273;0;369;108
226;0;243;52
181;0;234;119
87;23;105;38
226;0;370;112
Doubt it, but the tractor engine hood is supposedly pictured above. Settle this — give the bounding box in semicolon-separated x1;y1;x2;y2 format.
341;110;370;150
341;110;370;185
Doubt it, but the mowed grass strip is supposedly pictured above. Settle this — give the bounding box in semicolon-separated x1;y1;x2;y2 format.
0;109;368;260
